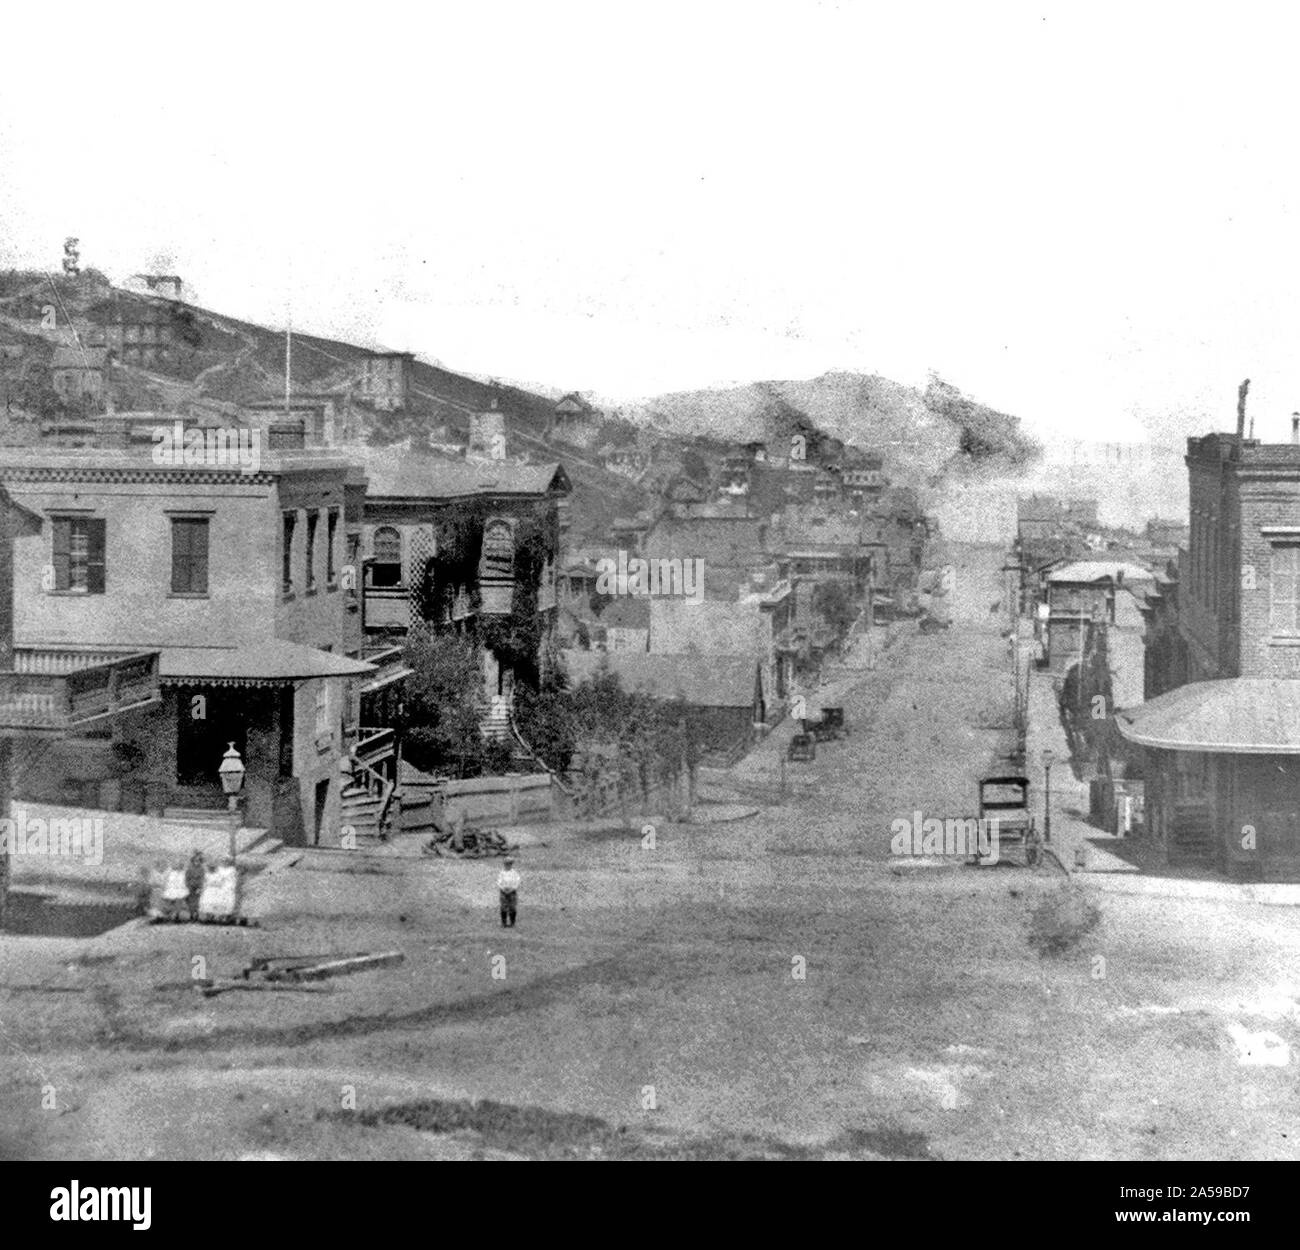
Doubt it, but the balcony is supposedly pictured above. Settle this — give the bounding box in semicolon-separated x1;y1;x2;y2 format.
0;650;161;735
363;585;411;631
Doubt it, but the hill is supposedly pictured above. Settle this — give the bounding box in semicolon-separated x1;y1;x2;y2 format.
623;370;1039;489
0;268;648;542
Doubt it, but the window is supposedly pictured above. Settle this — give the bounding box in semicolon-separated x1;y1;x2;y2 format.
170;517;209;595
282;512;296;593
314;684;331;741
327;509;339;585
1270;544;1300;635
371;526;402;588
52;517;105;594
306;511;319;591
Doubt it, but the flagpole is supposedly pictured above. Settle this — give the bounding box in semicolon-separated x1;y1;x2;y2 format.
285;306;292;415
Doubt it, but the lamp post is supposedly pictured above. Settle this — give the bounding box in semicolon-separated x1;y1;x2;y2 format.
1041;747;1055;844
218;742;246;870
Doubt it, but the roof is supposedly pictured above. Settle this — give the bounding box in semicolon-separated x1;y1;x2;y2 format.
360;446;570;500
1115;679;1300;754
561;650;759;708
1048;560;1153;585
159;640;374;683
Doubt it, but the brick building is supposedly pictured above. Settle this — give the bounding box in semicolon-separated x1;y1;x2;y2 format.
0;444;373;846
1119;428;1300;878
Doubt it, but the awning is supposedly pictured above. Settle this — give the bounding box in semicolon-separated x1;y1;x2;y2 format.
160;640;375;687
1115;679;1300;754
360;665;412;694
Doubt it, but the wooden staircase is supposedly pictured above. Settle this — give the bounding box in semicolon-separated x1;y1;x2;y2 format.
339;757;398;847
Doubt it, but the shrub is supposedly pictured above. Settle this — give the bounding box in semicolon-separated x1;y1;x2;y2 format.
1027;886;1101;957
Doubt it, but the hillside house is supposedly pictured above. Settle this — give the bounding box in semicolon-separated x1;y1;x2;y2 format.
358;352;414;412
553;393;601;445
50;346;109;405
86;300;178;368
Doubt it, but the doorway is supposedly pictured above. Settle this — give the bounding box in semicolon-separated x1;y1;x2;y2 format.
313;779;330;847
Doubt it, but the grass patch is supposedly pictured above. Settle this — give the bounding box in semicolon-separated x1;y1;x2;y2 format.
320;1096;926;1160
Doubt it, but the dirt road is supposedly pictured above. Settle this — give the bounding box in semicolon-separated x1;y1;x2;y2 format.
4;545;1299;1160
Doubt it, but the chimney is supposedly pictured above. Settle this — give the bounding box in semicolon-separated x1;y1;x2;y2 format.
1291;413;1299;445
1237;378;1250;440
468;396;506;461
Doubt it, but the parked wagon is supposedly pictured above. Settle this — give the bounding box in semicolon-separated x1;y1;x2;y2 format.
808;706;848;742
975;774;1042;868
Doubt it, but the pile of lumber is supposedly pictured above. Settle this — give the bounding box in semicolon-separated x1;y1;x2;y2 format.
196;950;405;997
423;827;515;858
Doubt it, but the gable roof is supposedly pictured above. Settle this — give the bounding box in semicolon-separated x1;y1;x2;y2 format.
555;392;596;415
561;650;760;708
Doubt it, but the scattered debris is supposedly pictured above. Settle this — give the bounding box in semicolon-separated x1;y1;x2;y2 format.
247;950;405;982
195;949;405;997
197;979;335;999
423;827;516;858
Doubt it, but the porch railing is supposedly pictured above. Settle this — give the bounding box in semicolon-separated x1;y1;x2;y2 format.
0;650;161;733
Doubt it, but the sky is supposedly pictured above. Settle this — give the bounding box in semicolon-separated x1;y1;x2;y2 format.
3;1;1300;448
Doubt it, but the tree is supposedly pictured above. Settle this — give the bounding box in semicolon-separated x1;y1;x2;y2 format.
814;579;859;644
514;649;578;773
399;626;487;776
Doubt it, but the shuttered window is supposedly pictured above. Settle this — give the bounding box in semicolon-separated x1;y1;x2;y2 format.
52;517;105;594
282;512;296;593
306;511;319;590
170;518;209;594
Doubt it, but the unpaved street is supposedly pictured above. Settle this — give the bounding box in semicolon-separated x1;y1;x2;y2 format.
4;545;1299;1160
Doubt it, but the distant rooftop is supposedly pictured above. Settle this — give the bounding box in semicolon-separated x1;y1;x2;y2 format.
358;445;570;500
1048;560;1153;585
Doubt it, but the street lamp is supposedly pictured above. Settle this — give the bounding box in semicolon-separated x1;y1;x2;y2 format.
218;742;246;870
1041;747;1055;844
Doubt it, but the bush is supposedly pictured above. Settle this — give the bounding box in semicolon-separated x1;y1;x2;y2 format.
1027;886;1101;957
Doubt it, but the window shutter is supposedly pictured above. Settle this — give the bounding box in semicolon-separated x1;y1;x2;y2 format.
52;518;70;591
86;518;106;593
171;518;189;593
191;522;209;594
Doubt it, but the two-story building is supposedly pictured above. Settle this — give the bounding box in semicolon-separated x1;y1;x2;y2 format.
355;443;570;739
1043;561;1153;674
1118;428;1300;879
0;442;373;847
